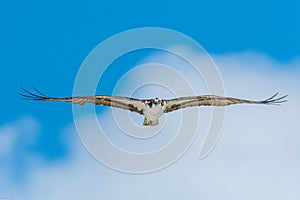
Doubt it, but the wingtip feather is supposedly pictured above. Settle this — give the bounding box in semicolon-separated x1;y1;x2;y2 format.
261;93;288;105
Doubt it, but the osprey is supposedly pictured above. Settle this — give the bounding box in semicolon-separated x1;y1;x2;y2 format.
20;88;287;126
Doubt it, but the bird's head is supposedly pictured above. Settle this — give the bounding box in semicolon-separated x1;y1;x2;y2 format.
153;98;161;105
146;98;166;108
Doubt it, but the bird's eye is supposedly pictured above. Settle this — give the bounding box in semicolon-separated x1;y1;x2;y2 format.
148;102;153;107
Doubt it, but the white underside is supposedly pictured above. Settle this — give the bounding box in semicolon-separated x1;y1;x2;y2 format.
142;104;164;126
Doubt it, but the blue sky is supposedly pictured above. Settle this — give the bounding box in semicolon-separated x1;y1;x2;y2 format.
1;0;300;199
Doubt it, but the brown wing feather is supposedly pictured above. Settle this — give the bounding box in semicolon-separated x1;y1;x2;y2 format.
164;93;287;113
20;87;145;115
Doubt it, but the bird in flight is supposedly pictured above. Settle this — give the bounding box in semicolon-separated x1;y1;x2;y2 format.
20;87;287;126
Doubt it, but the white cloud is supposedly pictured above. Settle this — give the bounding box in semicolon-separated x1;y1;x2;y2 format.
0;116;40;198
0;125;17;156
2;50;300;200
0;116;39;157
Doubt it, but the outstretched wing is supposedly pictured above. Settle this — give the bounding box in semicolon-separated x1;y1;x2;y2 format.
164;93;287;113
20;87;145;115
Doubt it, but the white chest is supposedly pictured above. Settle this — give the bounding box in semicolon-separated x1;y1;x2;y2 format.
143;104;164;120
